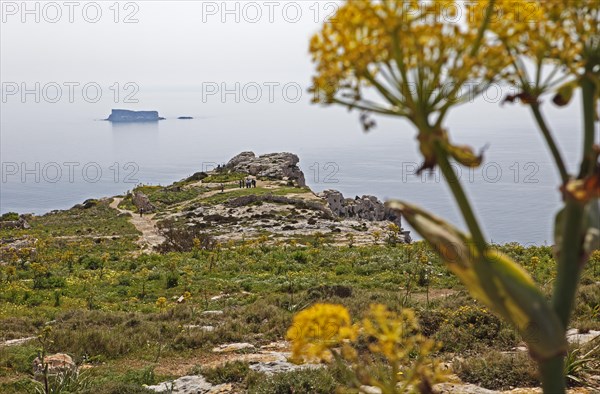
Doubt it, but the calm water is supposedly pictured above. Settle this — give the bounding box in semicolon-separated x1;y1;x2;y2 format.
0;88;588;245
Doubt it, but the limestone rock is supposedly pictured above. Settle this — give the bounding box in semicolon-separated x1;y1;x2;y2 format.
145;375;231;394
0;337;35;347
32;353;76;376
201;310;224;316
212;342;255;353
0;236;37;262
226;152;306;187
0;216;31;229
319;189;410;242
566;328;600;345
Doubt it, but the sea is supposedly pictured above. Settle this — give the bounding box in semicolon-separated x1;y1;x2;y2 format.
0;87;591;245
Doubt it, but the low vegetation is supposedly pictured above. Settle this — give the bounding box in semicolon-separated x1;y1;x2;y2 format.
0;195;598;392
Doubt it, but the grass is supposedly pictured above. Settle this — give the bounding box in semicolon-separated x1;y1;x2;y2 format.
202;172;247;184
199;186;310;205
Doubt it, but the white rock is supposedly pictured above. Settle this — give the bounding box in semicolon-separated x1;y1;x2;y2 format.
201;310;224;316
360;386;382;394
183;325;215;332
566;329;600;345
145;375;231;394
212;342;255;353
0;337;35;347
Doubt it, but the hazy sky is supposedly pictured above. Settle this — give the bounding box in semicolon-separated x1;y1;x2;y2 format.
1;1;331;87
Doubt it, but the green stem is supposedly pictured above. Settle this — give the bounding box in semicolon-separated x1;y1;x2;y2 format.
579;74;597;178
552;75;597;329
530;103;569;184
434;142;487;252
543;72;597;394
551;203;586;329
470;0;496;57
539;356;566;394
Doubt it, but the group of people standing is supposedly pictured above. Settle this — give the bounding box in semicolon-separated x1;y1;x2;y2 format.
240;178;256;188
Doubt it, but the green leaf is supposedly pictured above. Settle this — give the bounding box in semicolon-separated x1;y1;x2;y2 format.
387;201;567;360
583;200;600;261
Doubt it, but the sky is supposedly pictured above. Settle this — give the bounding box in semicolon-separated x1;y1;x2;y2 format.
1;1;331;87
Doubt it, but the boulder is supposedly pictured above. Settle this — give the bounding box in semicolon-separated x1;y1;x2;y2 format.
32;353;76;376
226;152;306;187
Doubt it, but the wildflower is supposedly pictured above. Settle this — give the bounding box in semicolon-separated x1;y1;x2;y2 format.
310;0;505;171
286;303;358;363
530;256;540;267
156;297;167;309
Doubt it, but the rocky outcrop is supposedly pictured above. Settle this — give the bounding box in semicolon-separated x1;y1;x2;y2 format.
132;192;155;213
226;152;306;187
0;216;30;229
107;109;165;122
319;190;405;229
0;236;37;262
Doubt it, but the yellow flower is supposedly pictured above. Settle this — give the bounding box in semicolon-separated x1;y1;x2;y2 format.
286;303;358;363
362;304;428;362
310;0;506;172
156;297;167;309
470;0;600;100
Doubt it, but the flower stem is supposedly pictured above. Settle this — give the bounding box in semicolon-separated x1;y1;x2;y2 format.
530;103;569;184
541;73;597;394
579;73;598;178
539;356;566;394
434;142;487;252
552;74;597;329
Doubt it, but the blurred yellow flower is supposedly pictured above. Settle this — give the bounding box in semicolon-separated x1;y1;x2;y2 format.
286;303;358;363
156;297;167;309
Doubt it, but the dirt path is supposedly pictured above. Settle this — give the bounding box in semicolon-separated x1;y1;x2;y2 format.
110;198;165;250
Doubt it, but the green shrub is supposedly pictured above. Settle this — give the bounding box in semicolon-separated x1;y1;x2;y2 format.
454;351;539;390
247;368;337;394
0;212;19;221
202;361;250;384
79;255;104;270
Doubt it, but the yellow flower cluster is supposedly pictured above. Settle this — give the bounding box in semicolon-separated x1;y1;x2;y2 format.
310;1;505;111
309;1;507;171
288;303;443;392
469;0;600;103
478;0;598;74
286;303;358;363
363;304;436;362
